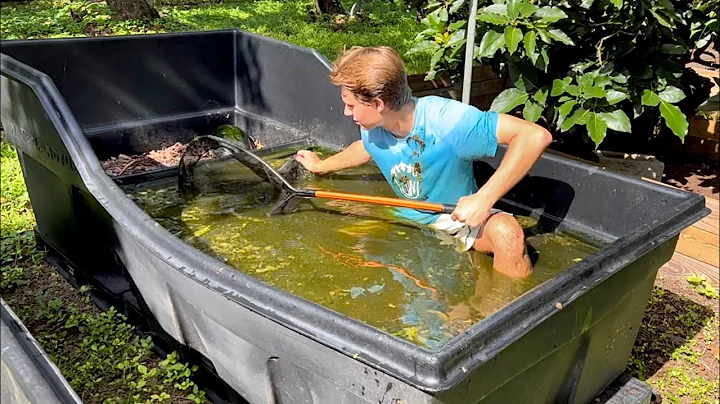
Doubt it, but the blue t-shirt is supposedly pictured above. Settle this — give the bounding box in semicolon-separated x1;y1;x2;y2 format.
361;96;499;225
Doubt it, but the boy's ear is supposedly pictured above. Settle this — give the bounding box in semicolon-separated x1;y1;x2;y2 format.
373;97;385;112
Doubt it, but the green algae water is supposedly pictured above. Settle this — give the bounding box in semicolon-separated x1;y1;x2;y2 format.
124;148;601;351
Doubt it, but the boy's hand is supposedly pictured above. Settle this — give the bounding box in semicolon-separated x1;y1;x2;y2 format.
295;150;324;173
451;193;494;227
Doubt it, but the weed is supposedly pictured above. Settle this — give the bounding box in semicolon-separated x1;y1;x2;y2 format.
687;274;719;300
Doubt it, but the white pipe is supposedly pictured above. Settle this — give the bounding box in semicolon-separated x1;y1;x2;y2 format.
461;0;479;104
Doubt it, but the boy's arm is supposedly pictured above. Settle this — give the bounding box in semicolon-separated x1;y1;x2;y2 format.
451;114;552;227
295;139;372;175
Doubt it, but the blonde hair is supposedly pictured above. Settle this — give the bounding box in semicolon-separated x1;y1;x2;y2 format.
329;46;413;111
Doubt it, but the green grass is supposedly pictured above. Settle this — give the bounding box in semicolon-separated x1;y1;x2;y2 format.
1;137;35;237
1;136;208;403
0;0;431;74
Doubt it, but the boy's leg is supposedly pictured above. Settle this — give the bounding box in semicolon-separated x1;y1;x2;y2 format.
427;212;532;278
471;213;532;278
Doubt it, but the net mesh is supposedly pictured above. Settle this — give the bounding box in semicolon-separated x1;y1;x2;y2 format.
177;135;305;213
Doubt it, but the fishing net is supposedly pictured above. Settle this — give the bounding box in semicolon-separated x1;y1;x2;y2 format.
177;135;305;214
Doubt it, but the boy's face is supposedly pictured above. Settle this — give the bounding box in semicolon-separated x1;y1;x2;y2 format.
340;88;383;130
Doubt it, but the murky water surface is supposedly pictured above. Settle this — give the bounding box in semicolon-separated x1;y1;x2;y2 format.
124;148;599;350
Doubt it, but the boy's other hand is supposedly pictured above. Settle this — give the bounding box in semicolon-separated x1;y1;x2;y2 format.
295;150;324;173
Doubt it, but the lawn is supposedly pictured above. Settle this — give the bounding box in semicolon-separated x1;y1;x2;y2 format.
0;0;431;74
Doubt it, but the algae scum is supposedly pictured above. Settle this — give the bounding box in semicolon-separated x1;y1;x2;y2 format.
124;148;600;351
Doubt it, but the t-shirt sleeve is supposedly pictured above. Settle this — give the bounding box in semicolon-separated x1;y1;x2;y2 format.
439;101;499;160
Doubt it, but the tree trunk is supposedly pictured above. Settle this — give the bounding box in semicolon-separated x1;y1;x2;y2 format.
314;0;346;15
105;0;160;21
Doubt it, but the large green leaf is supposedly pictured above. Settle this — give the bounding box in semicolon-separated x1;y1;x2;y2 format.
593;76;612;88
483;4;507;14
584;86;607;99
577;74;594;89
448;30;467;47
649;8;674;29
536;28;551;44
586;112;608;148
612;0;622;8
427;12;446;31
479;12;510;25
450;0;466;13
477;30;506;58
605;90;629;105
532;47;550;72
556;100;577;128
438;8;448;22
524;31;538;63
551;78;569;96
523;101;544;122
534;7;567;23
490;88;530;113
507;0;521;19
449;20;466;30
565;85;580;96
430;49;444;69
518;3;538;18
407;41;438;55
641;90;660;107
598;110;631;133
659;101;688;141
547;29;574;45
658;86;686;103
504;26;523;54
560;107;590;131
533;87;548;105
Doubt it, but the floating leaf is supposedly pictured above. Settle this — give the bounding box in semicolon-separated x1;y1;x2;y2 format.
350;287;366;298
367;284;385;294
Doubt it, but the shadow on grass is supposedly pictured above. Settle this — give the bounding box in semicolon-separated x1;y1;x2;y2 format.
627;286;715;381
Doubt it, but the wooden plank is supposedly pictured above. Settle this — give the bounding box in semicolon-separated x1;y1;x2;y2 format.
659;251;719;287
407;66;500;93
695;196;719;235
688;116;719;142
675;226;720;267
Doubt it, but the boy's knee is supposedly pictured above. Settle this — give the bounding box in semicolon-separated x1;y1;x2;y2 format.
485;214;525;251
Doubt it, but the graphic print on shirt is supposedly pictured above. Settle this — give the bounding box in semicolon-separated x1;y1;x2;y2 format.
390;162;421;199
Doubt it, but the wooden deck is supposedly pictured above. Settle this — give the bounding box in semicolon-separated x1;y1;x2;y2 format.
659;193;719;287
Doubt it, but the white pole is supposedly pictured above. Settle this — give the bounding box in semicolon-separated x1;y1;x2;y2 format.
461;0;479;104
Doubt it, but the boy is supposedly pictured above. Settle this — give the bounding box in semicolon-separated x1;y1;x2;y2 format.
295;46;552;278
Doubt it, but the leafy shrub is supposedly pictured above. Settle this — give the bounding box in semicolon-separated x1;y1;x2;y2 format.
409;0;717;148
